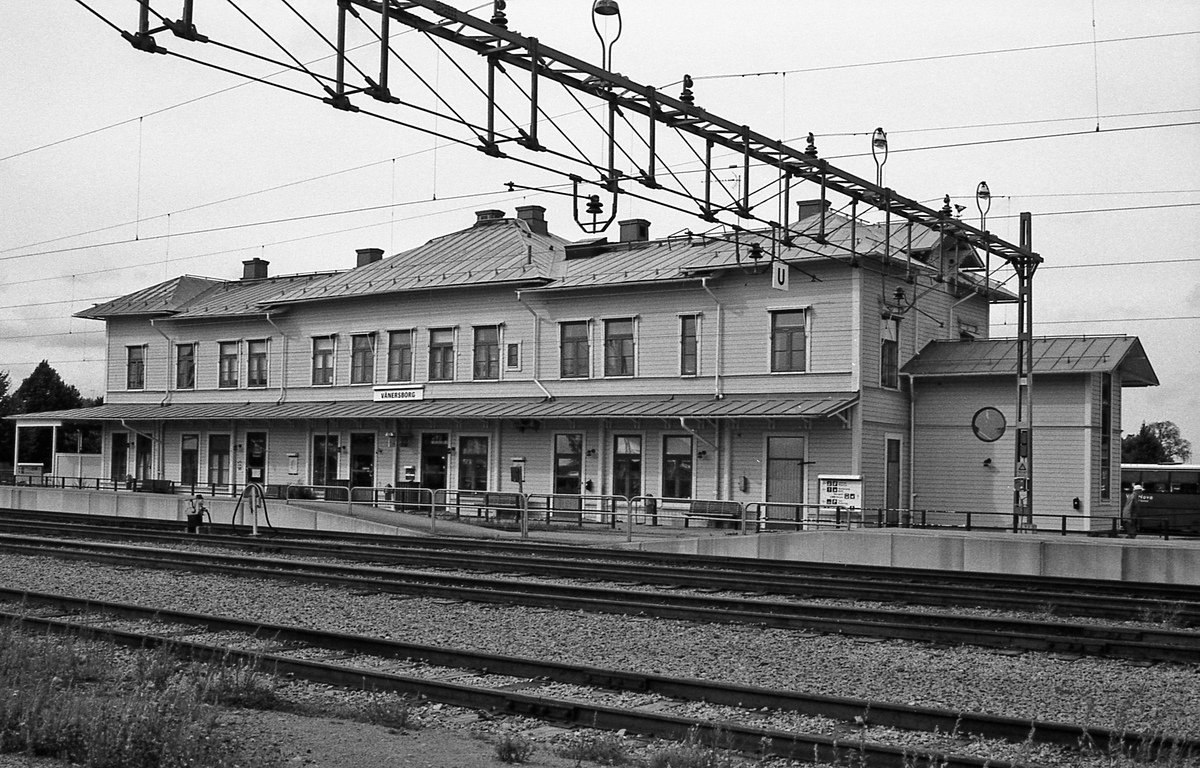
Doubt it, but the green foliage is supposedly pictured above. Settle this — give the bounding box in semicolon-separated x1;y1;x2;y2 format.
12;360;85;414
647;726;738;768
495;732;537;763
555;730;631;765
1123;421;1193;464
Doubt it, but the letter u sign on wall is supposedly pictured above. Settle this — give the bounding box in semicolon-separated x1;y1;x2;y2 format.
772;261;790;292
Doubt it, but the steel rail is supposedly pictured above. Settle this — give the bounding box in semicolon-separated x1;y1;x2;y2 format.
1;515;1197;624
4;587;1170;754
0;608;1032;768
2;535;1197;663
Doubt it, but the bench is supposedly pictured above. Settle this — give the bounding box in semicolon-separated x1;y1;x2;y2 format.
686;500;742;529
139;479;174;494
484;492;523;521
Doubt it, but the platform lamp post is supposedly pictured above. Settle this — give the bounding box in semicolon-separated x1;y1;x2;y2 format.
976;181;992;292
592;0;622;71
871;127;888;188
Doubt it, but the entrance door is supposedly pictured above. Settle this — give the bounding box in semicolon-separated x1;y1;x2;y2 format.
111;433;128;481
885;438;902;524
245;432;267;486
420;433;449;490
612;435;642;499
135;435;152;480
349;433;376;490
457;436;489;491
765;436;806;526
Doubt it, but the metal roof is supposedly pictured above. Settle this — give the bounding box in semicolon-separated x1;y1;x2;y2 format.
265;219;566;305
75;276;221;319
8;394;857;424
901;336;1158;386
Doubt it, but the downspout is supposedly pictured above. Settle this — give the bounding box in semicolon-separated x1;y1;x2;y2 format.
678;417;717;449
265;312;289;405
907;375;917;512
515;291;555;401
948;292;974;338
700;277;723;399
149;318;172;406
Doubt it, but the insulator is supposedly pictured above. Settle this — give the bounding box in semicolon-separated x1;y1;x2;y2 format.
748;243;764;261
491;0;508;27
680;74;694;105
941;195;952;218
805;132;818;158
586;195;604;215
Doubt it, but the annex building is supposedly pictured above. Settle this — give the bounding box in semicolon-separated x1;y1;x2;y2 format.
9;204;1157;529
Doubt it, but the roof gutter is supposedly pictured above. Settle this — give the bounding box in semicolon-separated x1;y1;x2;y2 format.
678;417;717;450
120;419;158;444
514;291;555;401
148;319;172;406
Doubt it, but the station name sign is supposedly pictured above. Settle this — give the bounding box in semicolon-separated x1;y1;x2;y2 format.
373;385;426;402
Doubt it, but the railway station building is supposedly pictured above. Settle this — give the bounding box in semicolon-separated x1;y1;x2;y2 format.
7;204;1158;529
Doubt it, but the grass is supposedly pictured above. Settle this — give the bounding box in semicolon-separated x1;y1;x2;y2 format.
495;732;537;763
0;623;283;767
556;729;633;765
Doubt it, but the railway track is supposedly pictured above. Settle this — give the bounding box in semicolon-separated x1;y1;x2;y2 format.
1;533;1197;664
4;588;1191;767
2;510;1198;625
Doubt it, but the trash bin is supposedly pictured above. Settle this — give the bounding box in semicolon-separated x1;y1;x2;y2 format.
187;512;203;534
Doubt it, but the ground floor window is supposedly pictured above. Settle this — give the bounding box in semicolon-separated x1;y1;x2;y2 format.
181;434;199;486
313;434;339;487
662;435;693;499
208;435;231;486
458;436;489;491
554;434;583;495
613;435;642;499
110;433;128;481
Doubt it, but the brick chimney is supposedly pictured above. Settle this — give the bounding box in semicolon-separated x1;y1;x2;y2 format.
515;205;548;235
356;247;384;267
796;199;831;221
242;258;269;281
474;209;506;226
618;218;650;243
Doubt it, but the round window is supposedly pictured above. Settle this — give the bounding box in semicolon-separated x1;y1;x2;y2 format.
971;406;1007;443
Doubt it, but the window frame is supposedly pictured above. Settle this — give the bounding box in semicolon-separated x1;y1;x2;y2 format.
880;318;899;389
679;313;699;377
505;341;522;372
428;328;456;381
311;335;335;386
350;333;376;385
247;339;269;388
473;325;501;381
603;317;636;378
769;308;808;373
386;329;414;382
175;343;196;390
218;341;240;389
559;320;590;379
126;345;146;391
662;434;694;499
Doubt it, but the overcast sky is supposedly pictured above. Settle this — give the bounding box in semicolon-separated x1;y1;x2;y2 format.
2;1;1198;450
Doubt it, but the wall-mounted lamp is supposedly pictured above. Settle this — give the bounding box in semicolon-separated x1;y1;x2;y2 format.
696;450;708;459
585;448;597;457
983;458;992;467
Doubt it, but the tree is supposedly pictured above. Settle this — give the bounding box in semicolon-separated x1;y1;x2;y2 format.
1122;421;1193;464
9;362;87;471
0;370;12;469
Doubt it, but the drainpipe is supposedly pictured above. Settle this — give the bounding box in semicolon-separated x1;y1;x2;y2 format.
678;417;717;449
514;291;555;401
948;292;974;338
907;375;917;512
149;319;172;406
265;312;289;405
700;277;723;399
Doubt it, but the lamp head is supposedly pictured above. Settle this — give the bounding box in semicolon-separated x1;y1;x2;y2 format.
871;127;887;151
593;0;620;15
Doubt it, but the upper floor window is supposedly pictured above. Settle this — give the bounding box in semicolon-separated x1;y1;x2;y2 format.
560;321;589;379
506;342;521;371
175;343;195;390
247;340;268;388
126;346;145;390
350;334;375;384
473;326;500;380
429;328;455;381
770;309;807;373
218;341;239;388
604;318;635;377
312;336;335;385
387;330;413;382
880;319;899;389
680;315;698;376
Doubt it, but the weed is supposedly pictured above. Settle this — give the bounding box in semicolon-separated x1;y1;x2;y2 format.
555;729;631;765
647;725;738;768
354;696;417;730
1137;601;1187;628
495;732;537;763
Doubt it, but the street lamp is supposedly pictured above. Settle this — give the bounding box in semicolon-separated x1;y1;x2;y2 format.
871;127;888;188
592;0;622;71
976;181;992;291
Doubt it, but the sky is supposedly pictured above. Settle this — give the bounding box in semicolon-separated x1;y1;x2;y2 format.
2;1;1198;451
